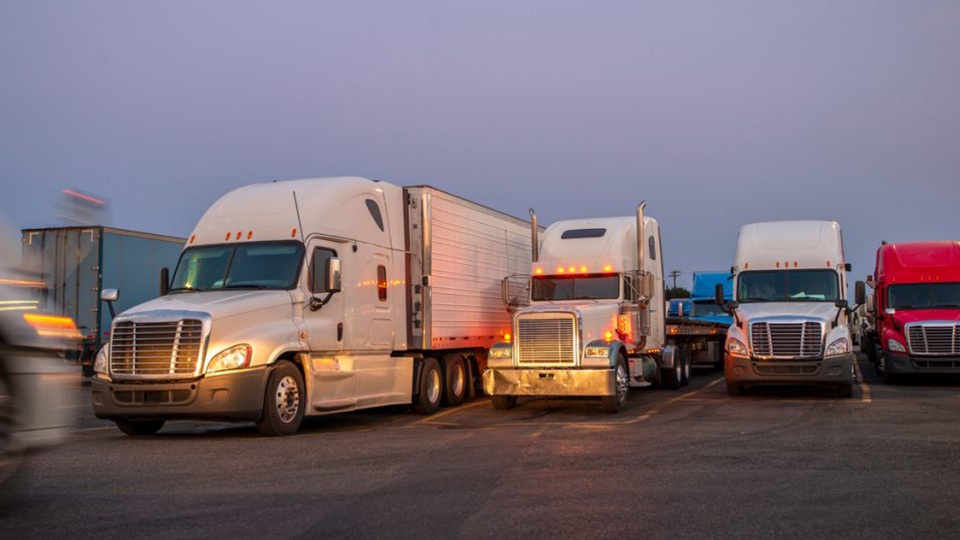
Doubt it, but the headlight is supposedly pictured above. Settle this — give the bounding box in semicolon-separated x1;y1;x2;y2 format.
727;338;748;357
887;338;906;353
94;344;109;374
207;344;252;373
489;346;512;360
584;346;610;358
825;338;850;357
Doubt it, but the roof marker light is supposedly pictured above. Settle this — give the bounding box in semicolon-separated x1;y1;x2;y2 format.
291;228;297;238
580;266;587;273
189;235;196;244
557;267;565;273
247;231;253;240
535;268;543;274
603;265;612;272
225;232;231;241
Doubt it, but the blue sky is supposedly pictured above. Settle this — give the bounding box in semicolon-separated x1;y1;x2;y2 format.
2;1;958;289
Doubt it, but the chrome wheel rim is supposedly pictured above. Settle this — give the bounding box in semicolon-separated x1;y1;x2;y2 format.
427;369;441;404
452;363;464;397
275;375;300;423
684;356;691;381
616;363;629;402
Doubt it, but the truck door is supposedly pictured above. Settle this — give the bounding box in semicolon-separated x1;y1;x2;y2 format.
302;242;356;409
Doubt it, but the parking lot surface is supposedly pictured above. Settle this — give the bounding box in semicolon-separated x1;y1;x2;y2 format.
2;355;958;539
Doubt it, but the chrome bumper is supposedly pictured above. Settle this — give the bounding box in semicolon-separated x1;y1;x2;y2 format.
483;368;616;397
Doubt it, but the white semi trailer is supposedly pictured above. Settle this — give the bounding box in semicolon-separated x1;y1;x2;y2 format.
720;221;856;397
91;177;534;436
484;204;722;413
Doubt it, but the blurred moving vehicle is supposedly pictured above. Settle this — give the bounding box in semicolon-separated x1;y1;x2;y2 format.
92;177;535;436
856;241;960;383
721;221;856;397
0;229;77;485
20;227;184;376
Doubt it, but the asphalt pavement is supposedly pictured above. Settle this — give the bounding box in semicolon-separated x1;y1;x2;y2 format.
2;354;958;539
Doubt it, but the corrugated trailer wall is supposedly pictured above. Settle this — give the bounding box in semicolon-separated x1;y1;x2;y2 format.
408;187;534;351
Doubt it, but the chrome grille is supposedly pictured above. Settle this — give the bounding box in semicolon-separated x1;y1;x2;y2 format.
110;319;204;378
516;316;576;365
907;324;960;356
750;321;823;359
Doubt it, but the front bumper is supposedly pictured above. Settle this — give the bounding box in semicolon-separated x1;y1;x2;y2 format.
92;366;269;422
883;350;960;375
725;352;855;386
483;367;616;397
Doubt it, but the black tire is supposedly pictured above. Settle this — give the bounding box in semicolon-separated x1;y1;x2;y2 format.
660;353;682;390
0;373;22;485
115;419;165;436
256;361;305;436
412;357;443;414
726;381;744;396
491;394;517;410
601;355;630;413
443;356;468;407
837;383;854;398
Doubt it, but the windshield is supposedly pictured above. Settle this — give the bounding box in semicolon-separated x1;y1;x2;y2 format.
170;242;303;292
888;282;960;310
692;301;724;317
532;275;620;301
737;270;840;303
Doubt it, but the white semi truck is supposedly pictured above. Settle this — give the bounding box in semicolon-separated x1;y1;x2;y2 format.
720;221;856;397
483;204;723;413
91;177;534;436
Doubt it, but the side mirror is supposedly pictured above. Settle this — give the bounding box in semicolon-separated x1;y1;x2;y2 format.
325;257;342;293
159;267;169;296
844;263;852;272
714;283;725;306
101;288;119;302
854;281;865;305
101;288;119;318
866;293;875;314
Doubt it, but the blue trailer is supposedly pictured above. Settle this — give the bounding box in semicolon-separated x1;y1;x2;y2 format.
20;226;184;374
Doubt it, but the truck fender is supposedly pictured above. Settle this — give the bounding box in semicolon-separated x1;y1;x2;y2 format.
583;339;626;368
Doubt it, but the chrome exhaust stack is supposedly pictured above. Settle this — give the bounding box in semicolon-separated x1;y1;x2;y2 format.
529;208;539;262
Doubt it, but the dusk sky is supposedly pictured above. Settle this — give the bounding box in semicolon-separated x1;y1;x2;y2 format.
2;1;958;289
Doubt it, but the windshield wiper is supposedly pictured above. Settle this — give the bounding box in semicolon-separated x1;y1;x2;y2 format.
224;284;269;290
169;286;200;293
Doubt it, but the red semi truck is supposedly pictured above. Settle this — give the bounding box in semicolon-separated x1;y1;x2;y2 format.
856;241;960;383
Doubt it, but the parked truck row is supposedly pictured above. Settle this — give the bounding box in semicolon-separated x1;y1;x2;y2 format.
17;176;941;437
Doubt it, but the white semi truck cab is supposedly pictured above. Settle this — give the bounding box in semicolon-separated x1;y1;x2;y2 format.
722;221;856;397
483;204;695;413
91;177;535;435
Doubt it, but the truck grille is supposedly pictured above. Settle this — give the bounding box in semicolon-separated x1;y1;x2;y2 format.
110;319;204;378
516;316;576;365
750;321;823;359
906;324;960;356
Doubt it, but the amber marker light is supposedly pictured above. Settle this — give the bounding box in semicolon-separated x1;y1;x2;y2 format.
504;333;512;342
580;266;587;273
604;331;613;341
557;267;565;273
535;268;543;274
291;228;298;238
603;265;612;272
23;313;82;339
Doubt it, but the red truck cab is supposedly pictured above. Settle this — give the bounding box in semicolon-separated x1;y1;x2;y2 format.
857;242;960;382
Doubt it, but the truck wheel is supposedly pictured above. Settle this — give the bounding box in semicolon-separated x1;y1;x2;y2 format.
256;361;305;436
115;419;165;436
660;356;682;390
680;348;691;387
412;357;443;414
491;394;517;410
601;356;630;413
443;356;467;407
726;381;744;396
0;374;22;484
837;383;853;398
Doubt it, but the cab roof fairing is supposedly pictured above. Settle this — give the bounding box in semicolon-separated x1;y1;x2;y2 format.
532;216;659;276
187;177;404;251
735;220;846;272
875;241;960;284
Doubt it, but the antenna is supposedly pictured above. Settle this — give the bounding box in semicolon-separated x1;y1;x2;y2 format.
292;191;306;242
